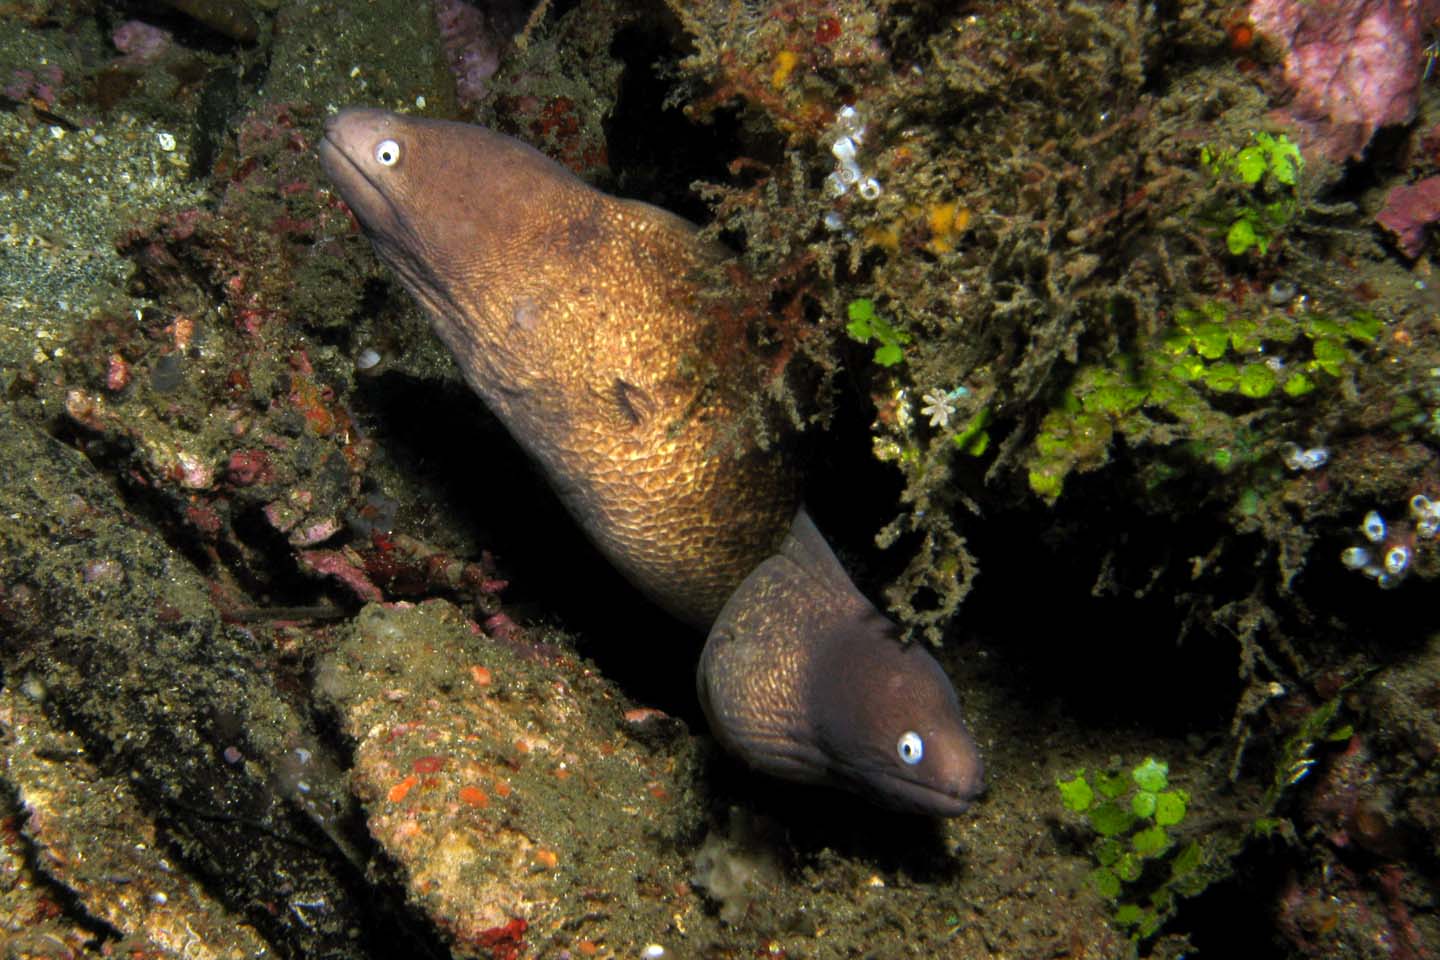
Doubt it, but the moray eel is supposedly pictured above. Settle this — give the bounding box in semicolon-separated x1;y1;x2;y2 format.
318;108;984;815
700;508;983;815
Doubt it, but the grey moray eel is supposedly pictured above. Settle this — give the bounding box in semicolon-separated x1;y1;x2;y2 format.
318;108;984;816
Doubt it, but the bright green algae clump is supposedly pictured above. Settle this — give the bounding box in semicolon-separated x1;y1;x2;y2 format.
1057;757;1206;941
1028;299;1383;502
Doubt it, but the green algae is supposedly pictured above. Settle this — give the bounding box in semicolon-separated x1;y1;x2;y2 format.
1027;298;1384;504
1057;757;1213;943
845;297;909;367
1200;132;1304;258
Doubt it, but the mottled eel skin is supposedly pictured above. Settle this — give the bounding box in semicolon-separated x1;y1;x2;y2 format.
319;109;983;815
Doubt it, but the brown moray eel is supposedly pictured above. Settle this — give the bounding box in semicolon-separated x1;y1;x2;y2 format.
318;108;984;815
701;508;983;815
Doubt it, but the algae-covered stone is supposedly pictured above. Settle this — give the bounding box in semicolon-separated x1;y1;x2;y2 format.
318;600;707;957
1;686;269;959
0;408;383;957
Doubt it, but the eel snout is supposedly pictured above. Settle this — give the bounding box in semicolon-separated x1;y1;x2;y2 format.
698;508;984;817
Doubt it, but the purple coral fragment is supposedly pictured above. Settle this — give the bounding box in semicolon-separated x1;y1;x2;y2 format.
1376;176;1440;258
112;20;173;65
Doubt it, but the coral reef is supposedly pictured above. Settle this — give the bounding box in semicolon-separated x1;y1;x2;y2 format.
0;0;1438;957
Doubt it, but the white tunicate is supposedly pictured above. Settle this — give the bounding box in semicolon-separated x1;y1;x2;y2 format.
1340;546;1370;569
1384;545;1410;576
837;159;862;185
858;177;883;200
1411;494;1435;518
823;172;848;197
356;347;381;371
1362;510;1387;543
156;131;176;152
830;135;857;164
823;211;845;231
1418;515;1439;539
1282;442;1327;471
641;947;666;959
835;104;865;141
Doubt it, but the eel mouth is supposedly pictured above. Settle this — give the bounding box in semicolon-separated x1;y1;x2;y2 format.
851;764;985;818
317;114;398;235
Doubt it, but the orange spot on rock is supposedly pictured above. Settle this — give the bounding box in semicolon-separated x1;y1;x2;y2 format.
388;775;418;803
533;848;559;869
459;785;490;808
493;780;513;798
647;783;669;801
771;50;800;89
1228;21;1254;51
470;665;493;686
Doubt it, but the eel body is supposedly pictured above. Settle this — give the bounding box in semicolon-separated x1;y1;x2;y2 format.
319;108;983;815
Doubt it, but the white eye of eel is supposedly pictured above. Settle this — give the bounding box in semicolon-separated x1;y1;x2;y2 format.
897;731;924;765
374;139;401;166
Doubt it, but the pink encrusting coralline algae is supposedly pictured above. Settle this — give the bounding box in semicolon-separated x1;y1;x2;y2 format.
1376;176;1440;258
433;0;504;110
111;20;173;65
3;64;62;107
1248;0;1440;163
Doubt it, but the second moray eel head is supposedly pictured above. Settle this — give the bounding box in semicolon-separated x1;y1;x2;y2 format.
319;108;983;816
700;508;984;816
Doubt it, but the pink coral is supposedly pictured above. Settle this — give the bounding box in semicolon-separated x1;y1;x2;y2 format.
4;65;62;108
1376;176;1440;257
112;20;172;65
1248;0;1436;162
299;549;384;602
433;0;504;110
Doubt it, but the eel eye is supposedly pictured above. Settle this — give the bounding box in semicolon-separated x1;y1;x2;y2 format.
896;731;924;765
374;139;401;166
